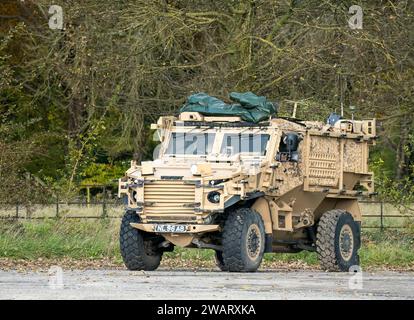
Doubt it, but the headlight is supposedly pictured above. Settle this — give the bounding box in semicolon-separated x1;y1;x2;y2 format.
207;191;221;204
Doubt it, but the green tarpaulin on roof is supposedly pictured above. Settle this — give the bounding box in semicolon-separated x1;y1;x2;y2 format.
179;92;277;123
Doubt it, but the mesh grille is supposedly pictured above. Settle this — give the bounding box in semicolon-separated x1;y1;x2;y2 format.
143;181;197;223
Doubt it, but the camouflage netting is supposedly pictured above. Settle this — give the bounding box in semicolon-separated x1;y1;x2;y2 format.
180;92;278;123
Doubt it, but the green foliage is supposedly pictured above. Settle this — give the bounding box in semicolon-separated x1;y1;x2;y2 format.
0;219;120;259
64;118;107;193
0;220;413;268
360;230;414;268
80;162;129;186
370;147;396;180
0;0;413;200
371;138;414;212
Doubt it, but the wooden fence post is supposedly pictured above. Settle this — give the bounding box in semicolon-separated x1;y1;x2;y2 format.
380;201;384;231
56;196;59;218
101;186;107;218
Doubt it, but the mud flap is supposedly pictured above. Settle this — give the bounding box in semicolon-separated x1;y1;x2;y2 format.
355;221;362;250
265;233;273;253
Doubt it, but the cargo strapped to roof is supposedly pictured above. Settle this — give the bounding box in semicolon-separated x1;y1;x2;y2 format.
179;92;278;123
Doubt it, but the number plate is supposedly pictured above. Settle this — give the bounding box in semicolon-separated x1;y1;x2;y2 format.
153;224;188;233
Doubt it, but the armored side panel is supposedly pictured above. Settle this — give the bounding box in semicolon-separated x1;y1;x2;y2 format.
303;120;375;196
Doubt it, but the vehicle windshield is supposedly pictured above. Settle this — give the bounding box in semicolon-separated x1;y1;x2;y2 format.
164;130;270;158
165;132;216;155
220;133;269;156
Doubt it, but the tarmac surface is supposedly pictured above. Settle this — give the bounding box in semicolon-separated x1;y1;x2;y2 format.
0;269;413;300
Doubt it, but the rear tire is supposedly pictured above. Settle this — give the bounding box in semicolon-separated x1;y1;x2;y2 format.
316;209;361;272
119;211;162;271
222;208;265;272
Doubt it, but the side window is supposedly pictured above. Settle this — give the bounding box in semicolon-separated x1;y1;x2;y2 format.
276;132;302;162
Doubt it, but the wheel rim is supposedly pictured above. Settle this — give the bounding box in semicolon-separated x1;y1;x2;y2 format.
246;224;261;260
339;224;354;261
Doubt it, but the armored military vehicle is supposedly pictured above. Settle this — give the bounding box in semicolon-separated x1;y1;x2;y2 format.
118;93;376;272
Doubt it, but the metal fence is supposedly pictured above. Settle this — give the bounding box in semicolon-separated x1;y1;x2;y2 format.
0;199;124;220
0;199;413;231
359;200;413;230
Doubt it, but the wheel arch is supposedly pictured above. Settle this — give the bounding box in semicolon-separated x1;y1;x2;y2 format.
334;199;361;222
314;198;361;222
251;197;273;234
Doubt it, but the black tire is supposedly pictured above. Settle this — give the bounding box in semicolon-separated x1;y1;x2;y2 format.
214;250;228;271
119;211;162;271
316;209;361;272
222;208;266;272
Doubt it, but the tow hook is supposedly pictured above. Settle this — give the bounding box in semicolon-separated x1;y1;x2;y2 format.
192;238;222;251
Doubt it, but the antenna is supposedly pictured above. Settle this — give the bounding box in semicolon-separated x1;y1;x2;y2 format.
285;99;304;119
340;76;344;117
292;102;298;118
349;105;356;121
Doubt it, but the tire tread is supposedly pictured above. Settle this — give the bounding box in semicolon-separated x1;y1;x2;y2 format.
222;208;265;272
119;211;161;271
316;209;359;272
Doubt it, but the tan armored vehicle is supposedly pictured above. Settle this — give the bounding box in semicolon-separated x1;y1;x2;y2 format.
118;107;376;272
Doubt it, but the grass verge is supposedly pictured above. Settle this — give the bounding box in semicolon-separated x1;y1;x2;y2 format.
0;219;413;270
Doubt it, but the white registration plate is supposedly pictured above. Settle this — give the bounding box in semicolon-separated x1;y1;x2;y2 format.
153;224;188;233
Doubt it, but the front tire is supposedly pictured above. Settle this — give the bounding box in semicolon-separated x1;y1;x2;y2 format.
119;211;162;271
222;208;265;272
316;209;361;272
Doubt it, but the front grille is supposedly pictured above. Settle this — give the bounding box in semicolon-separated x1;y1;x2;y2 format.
161;176;183;180
147;215;197;222
143;180;197;223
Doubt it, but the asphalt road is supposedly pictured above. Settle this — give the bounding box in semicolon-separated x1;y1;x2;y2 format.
0;269;413;300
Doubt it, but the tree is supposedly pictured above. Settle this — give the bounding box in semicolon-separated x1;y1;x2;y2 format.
0;0;413;201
